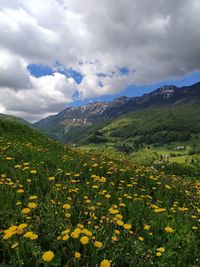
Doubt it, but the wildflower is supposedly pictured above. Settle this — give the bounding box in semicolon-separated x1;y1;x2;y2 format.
119;203;126;207
62;235;69;241
5;157;12;160
112;236;117;241
29;196;38;200
156;252;162;257
24;231;34;238
192;226;198;230
71;229;81;239
74;252;81;260
42;251;54;262
82;229;92;236
22;208;31;214
3;232;15;240
144;224;151;230
138;236;144;241
116;220;124;226
15;165;21;169
80;236;89;245
18;223;28;231
62;228;70;235
63;203;71;209
100;177;106;182
94;241;103;248
7;226;18;232
164;227;174;233
17;189;24;193
29;233;38;240
115;214;123;219
114;230;120;235
100;259;111;267
123;224;132;230
30;170;37;174
154;208;166;213
28;202;37;209
109;209;119;214
157;247;165;253
48;176;55;181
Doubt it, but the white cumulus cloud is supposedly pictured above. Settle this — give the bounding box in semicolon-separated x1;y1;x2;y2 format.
0;0;200;121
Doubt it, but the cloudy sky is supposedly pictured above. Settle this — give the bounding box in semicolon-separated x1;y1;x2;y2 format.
0;0;200;122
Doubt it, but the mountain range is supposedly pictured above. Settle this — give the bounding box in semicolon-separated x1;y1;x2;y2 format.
33;82;200;146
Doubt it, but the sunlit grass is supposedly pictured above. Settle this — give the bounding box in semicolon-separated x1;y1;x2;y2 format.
0;131;199;266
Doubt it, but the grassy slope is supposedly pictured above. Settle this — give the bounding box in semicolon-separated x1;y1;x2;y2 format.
0;114;31;126
101;103;200;139
0;119;199;266
79;103;200;164
0;118;48;144
72;103;200;147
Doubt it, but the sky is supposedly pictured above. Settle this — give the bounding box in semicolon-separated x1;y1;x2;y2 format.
0;0;200;122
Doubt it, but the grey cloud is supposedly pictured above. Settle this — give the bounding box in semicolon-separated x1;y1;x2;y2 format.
0;0;199;121
0;51;31;90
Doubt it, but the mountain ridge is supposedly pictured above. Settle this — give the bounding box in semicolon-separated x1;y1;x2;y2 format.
34;82;200;141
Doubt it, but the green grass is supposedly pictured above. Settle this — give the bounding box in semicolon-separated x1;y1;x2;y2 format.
0;119;200;267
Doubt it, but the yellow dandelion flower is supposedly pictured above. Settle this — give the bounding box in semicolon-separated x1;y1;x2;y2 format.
22;208;31;214
28;202;37;209
30;170;37;174
123;224;132;230
63;203;71;209
138;236;144;241
80;236;89;245
17;189;24;193
71;231;80;239
156;252;162;257
30;233;38;240
29;196;38;200
62;235;69;241
116;220;124;226
112;236;117;241
24;231;34;238
82;229;92;237
74;252;81;260
42;251;54;262
18;223;28;231
100;259;111;267
192;226;198;230
94;241;103;248
154;208;166;213
3;232;14;240
157;247;165;253
144;224;151;230
7;226;18;232
164;226;174;233
62;228;70;235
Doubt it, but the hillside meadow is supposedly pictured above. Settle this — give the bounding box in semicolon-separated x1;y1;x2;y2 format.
0;120;200;266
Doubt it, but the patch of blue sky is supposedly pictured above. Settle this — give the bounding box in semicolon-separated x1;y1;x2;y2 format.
118;67;129;75
27;64;83;84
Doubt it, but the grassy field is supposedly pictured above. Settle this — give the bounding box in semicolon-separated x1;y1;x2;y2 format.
0;119;200;267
